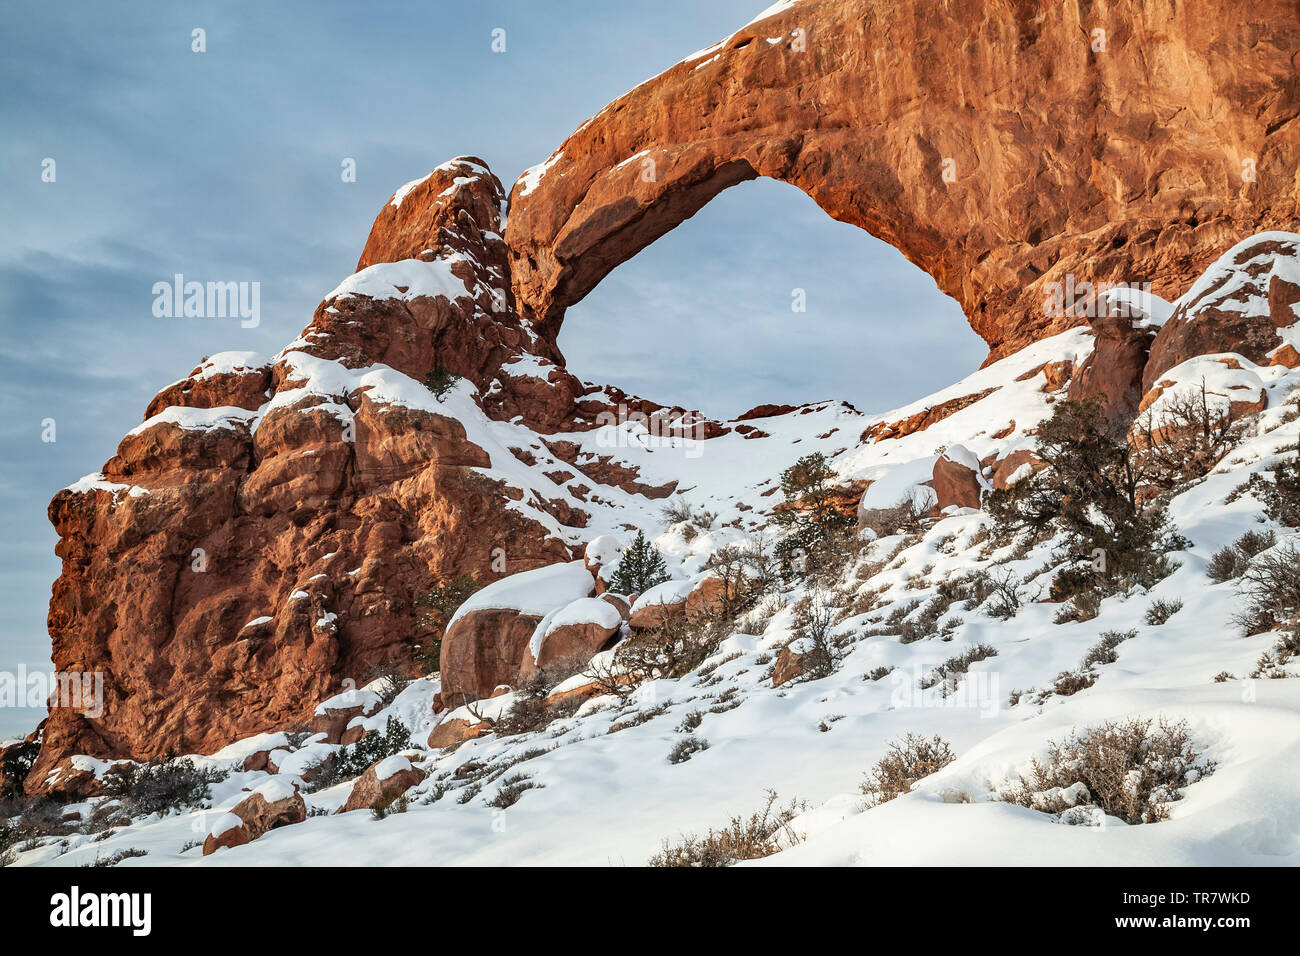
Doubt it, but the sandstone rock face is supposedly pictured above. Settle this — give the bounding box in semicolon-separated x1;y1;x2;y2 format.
505;0;1300;362
338;756;425;813
1068;311;1159;426
1144;233;1300;391
931;446;987;512
309;690;382;745
30;163;576;793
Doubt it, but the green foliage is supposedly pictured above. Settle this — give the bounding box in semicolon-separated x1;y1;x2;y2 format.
414;573;482;675
608;531;670;595
330;717;412;781
0;740;37;800
771;452;854;577
424;364;461;402
101;757;225;818
987;399;1186;605
1243;444;1300;528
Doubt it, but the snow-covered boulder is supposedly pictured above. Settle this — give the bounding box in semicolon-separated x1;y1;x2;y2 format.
520;596;624;679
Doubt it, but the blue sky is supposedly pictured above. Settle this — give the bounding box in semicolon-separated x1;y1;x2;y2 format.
0;0;982;737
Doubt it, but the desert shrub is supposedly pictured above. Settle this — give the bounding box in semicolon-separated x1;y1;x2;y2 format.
676;710;704;733
612;611;722;683
983;569;1023;620
785;594;837;681
1234;541;1300;635
1081;628;1137;668
607;531;670;596
898;596;950;644
987;399;1187;607
1240;444;1300;528
668;736;709;764
864;665;894;681
325;717;411;783
485;772;541;809
648;790;804;866
0;821;17;867
859;734;956;807
858;490;931;539
919;643;997;695
371;786;410;820
81;847;148;867
1001;717;1213;825
1134;379;1245;490
1052;669;1096;696
771;452;855;577
102;757;225;818
1207;528;1276;582
424;364;460;402
660;499;717;538
492;659;587;737
1144;597;1184;626
414;573;482;675
0;740;37;801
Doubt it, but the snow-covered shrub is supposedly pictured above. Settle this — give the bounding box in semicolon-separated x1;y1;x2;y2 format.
1144;598;1184;626
919;644;998;695
858;491;930;539
1134;379;1247;492
648;790;804;867
1207;529;1276;582
1081;629;1137;668
1240;444;1300;528
1002;717;1213;825
785;593;837;681
987;398;1187;607
772;452;856;577
859;734;956;807
1234;541;1300;635
607;530;670;595
485;772;541;809
318;717;411;786
102;757;225;818
660;498;716;540
668;735;709;764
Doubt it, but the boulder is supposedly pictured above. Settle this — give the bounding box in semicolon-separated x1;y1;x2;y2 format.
337;755;426;813
772;640;816;687
931;445;986;512
309;689;382;745
520;597;624;679
427;717;493;751
439;561;596;706
628;579;696;630
202;780;305;855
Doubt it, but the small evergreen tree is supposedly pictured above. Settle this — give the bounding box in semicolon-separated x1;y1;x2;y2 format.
771;452;853;577
987;398;1185;605
424;365;461;403
608;531;670;595
413;573;481;675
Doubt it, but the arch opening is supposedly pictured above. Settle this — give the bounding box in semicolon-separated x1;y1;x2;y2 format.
556;177;985;420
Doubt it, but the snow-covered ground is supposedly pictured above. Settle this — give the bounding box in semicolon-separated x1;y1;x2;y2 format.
13;291;1300;866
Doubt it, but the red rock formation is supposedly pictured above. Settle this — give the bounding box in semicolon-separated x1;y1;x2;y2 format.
505;0;1300;362
1145;234;1300;390
202;783;305;856
30;164;576;794
337;757;426;814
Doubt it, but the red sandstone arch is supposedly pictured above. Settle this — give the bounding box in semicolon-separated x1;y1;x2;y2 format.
505;0;1300;362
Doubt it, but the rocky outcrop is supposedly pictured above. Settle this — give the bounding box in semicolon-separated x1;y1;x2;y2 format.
30;163;576;792
505;0;1300;362
931;446;986;512
202;781;305;855
1145;233;1300;391
337;756;425;813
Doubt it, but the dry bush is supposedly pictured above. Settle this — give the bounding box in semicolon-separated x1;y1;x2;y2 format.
1144;597;1184;626
1081;629;1137;668
1001;717;1213;825
919;643;998;695
859;734;956;807
1134;380;1246;491
1052;669;1096;697
667;736;709;764
1234;541;1300;635
1207;529;1276;583
648;790;805;867
859;491;931;539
